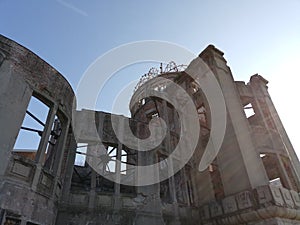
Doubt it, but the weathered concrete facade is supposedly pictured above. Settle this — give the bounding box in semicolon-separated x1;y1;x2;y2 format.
1;35;300;225
0;35;75;225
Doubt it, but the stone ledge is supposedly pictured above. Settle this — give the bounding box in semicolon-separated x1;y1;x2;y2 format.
199;185;300;224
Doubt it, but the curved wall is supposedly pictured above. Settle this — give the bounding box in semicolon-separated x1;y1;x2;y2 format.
0;35;75;225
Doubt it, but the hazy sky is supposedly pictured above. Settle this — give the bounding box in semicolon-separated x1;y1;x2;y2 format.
1;1;300;156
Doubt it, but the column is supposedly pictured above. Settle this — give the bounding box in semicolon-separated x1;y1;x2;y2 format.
32;104;58;191
162;100;181;225
0;61;32;175
88;169;97;209
60;131;77;203
134;119;165;225
52;120;70;199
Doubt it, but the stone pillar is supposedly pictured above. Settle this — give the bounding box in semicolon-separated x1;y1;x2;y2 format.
0;60;32;176
52;120;70;199
199;46;269;195
193;169;215;205
32;104;58;191
134;158;165;225
134;121;165;225
111;116;124;224
88;169;97;209
276;153;293;189
181;168;190;206
60;132;77;203
113;140;121;205
162;100;181;225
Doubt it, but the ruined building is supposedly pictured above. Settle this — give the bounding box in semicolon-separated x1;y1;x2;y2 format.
1;34;300;225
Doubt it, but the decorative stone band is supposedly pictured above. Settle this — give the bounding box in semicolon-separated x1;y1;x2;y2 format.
199;185;300;224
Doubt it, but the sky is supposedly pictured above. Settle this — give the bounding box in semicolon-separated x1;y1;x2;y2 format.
1;1;300;157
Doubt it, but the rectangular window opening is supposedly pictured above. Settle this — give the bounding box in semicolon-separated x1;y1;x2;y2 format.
151;112;159;118
269;177;283;187
74;143;88;167
244;103;255;118
106;146;116;173
13;95;49;161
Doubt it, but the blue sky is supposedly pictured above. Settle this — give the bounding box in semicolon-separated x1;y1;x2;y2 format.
1;1;300;155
